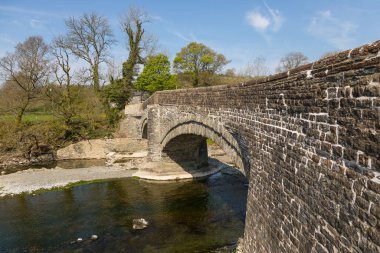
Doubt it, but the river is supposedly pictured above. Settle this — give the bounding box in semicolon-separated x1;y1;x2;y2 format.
0;168;247;252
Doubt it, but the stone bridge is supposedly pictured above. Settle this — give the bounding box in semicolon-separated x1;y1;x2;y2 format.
126;41;380;253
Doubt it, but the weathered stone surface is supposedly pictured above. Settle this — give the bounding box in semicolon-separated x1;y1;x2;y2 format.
140;41;380;253
115;94;146;139
57;138;147;160
57;139;108;160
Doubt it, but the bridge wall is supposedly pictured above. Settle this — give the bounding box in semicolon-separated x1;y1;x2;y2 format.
145;41;380;253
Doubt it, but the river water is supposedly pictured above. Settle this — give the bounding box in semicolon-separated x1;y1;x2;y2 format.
0;170;247;252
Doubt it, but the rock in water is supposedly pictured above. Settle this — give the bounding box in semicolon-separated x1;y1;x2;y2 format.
132;218;149;230
91;234;98;241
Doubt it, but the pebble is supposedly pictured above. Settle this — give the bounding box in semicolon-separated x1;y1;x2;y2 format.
132;218;149;230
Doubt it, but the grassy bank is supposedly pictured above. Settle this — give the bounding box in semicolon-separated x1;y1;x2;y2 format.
0;113;55;123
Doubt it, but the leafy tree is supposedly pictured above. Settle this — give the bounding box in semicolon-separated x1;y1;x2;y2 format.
173;42;229;87
121;7;157;88
135;54;176;93
63;12;115;91
102;78;132;125
276;52;308;73
0;36;50;124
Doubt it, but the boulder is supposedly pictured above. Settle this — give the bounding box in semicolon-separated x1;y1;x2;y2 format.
57;139;107;160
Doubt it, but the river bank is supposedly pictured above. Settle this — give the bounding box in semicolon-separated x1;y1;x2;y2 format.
0;166;134;197
0;157;239;197
0;136;240;196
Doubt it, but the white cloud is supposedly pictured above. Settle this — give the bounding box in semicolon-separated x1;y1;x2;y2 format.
319;10;331;18
30;19;42;29
170;31;192;42
246;3;284;33
246;11;270;31
308;10;357;50
264;3;284;32
169;31;198;43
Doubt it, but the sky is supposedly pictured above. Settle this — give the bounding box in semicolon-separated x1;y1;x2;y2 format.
0;0;379;74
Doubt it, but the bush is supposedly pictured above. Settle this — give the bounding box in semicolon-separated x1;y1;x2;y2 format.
0;120;66;156
102;78;132;125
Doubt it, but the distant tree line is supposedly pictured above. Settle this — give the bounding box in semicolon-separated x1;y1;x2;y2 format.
0;5;331;159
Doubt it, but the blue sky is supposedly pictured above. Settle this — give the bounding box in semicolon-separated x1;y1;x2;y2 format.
0;0;379;73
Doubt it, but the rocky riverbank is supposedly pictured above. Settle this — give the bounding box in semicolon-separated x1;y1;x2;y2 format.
0;159;241;197
0;135;242;196
0;154;43;172
0;165;135;196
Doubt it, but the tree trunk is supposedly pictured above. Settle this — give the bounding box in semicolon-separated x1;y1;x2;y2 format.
17;99;29;125
123;51;139;88
193;71;199;87
93;64;100;91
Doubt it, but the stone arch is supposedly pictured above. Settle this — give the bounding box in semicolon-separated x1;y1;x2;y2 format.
159;119;249;176
140;115;148;139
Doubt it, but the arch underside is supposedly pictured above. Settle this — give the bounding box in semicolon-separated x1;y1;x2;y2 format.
140;114;148;139
159;119;249;176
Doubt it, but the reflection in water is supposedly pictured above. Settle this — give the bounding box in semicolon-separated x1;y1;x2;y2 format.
0;171;247;252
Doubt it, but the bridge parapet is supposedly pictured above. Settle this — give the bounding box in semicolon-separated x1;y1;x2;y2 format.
143;41;380;253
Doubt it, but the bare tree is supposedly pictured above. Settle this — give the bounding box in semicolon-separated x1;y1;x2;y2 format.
63;12;115;91
106;59;123;81
51;36;73;88
276;52;308;73
320;50;341;59
48;36;76;120
120;6;157;87
224;68;236;77
241;56;270;77
0;36;50;124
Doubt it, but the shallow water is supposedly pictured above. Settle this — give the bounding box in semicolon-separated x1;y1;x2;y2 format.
0;171;247;252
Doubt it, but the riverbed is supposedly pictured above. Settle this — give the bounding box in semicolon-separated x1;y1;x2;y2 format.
0;171;247;252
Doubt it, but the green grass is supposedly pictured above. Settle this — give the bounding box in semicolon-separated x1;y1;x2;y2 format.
24;179;107;196
22;114;56;123
0;112;108;123
0;113;56;123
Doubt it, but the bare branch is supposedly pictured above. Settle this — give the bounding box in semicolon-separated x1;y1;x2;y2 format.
240;57;270;77
276;52;308;73
63;12;115;90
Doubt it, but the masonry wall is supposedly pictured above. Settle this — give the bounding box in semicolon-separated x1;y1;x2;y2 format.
145;41;380;253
